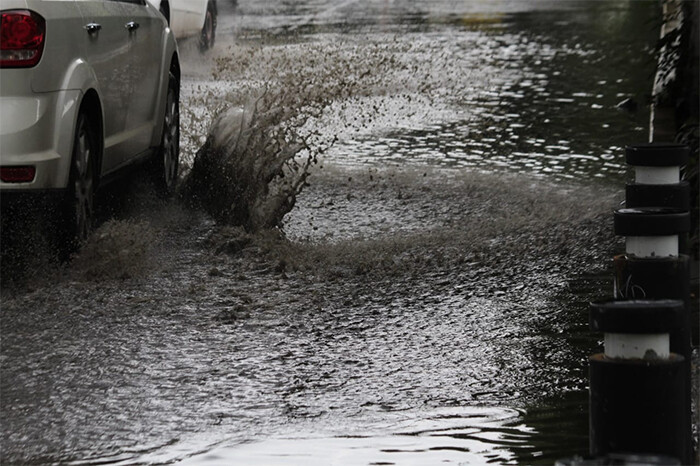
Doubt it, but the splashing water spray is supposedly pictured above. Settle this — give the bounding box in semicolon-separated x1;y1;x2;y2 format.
181;88;319;231
179;38;457;233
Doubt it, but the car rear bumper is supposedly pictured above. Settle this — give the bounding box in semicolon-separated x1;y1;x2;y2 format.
0;89;81;191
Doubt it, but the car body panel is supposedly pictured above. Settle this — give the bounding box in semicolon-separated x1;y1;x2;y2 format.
75;0;132;172
0;0;179;192
0;89;80;190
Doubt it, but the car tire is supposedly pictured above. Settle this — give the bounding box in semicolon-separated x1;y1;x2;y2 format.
199;1;216;52
58;110;96;257
150;71;180;196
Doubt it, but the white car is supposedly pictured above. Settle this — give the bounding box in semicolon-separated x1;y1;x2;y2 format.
0;0;180;253
147;0;217;51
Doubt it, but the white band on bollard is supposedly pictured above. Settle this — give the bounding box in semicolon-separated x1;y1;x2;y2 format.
626;235;678;257
604;333;670;359
634;166;680;185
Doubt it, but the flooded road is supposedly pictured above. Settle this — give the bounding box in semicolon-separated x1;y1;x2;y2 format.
3;1;694;465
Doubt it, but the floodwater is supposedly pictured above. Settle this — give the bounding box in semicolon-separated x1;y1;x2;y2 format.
2;1;695;465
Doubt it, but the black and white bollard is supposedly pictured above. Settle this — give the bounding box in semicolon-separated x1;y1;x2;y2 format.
604;207;692;464
581;143;694;464
612;208;691;359
588;300;687;462
625;144;690;205
624;144;691;252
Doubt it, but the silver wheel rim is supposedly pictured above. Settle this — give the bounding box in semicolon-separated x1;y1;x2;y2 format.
162;87;179;189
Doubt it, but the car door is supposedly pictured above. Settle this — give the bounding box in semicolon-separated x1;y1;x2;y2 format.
75;0;133;174
113;0;164;159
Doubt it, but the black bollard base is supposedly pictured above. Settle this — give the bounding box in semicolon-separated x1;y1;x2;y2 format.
625;143;690;167
589;354;688;464
612;254;691;359
625;181;691;211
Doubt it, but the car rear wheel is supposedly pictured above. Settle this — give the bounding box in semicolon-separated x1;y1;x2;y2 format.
58;111;96;256
151;71;180;196
199;1;216;52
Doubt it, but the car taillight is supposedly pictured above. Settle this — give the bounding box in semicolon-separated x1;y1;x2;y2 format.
1;10;45;68
1;166;36;183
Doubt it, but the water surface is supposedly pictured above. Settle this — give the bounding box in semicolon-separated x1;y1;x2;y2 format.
1;1;682;465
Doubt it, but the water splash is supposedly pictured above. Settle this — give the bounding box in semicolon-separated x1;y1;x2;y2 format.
179;34;464;231
181;92;318;231
69;219;157;280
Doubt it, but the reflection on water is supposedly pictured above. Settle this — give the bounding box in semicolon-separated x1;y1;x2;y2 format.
179;395;591;465
306;1;658;182
181;407;533;465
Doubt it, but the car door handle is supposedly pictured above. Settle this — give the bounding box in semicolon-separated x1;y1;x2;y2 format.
125;21;140;31
84;23;102;34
